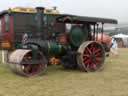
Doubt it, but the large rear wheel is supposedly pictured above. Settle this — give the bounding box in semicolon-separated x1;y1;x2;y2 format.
77;41;105;72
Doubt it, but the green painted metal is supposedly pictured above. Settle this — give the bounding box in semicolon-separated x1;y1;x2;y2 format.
70;26;85;47
47;41;70;55
25;40;70;55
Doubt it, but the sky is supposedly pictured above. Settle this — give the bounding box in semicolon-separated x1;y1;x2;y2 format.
0;0;128;23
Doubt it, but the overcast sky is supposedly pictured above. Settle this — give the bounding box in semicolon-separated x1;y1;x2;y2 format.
0;0;128;23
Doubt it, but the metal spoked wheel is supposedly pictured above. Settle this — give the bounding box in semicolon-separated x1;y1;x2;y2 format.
77;41;105;72
8;49;47;77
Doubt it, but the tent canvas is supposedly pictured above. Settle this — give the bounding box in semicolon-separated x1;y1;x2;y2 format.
112;33;128;38
112;33;128;47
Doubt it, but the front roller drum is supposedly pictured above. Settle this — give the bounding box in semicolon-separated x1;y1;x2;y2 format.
77;41;105;72
8;49;47;77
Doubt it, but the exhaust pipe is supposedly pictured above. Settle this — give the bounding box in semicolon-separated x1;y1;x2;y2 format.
36;7;44;33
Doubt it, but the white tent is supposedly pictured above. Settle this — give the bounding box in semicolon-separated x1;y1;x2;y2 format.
112;33;128;47
112;33;128;38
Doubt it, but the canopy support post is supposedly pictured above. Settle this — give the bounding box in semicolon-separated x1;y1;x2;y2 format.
93;24;96;41
96;24;99;41
101;23;104;41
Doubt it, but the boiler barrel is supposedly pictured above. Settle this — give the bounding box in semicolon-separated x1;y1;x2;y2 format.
43;41;70;55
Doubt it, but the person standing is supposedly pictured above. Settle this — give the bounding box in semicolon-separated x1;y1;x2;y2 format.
110;37;118;56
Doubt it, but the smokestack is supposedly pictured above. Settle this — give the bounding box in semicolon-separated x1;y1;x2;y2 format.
53;6;57;10
36;7;44;33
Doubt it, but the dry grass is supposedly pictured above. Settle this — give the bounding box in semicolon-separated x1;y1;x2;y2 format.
0;48;128;96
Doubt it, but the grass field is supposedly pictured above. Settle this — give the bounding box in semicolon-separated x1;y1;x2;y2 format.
0;49;128;96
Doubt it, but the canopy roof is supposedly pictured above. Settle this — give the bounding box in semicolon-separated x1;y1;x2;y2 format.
0;8;118;24
56;14;118;24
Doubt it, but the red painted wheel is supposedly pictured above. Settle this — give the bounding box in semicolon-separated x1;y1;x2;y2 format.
8;49;47;77
77;41;105;72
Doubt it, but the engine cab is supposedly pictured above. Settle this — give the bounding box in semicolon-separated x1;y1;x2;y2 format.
0;7;61;50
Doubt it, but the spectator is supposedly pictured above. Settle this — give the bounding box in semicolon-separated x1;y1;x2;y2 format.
110;37;118;56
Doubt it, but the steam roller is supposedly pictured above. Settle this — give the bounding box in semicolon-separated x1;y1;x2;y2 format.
0;6;117;77
7;49;47;77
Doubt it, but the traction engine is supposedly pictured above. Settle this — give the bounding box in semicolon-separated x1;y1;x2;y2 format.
0;7;117;77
